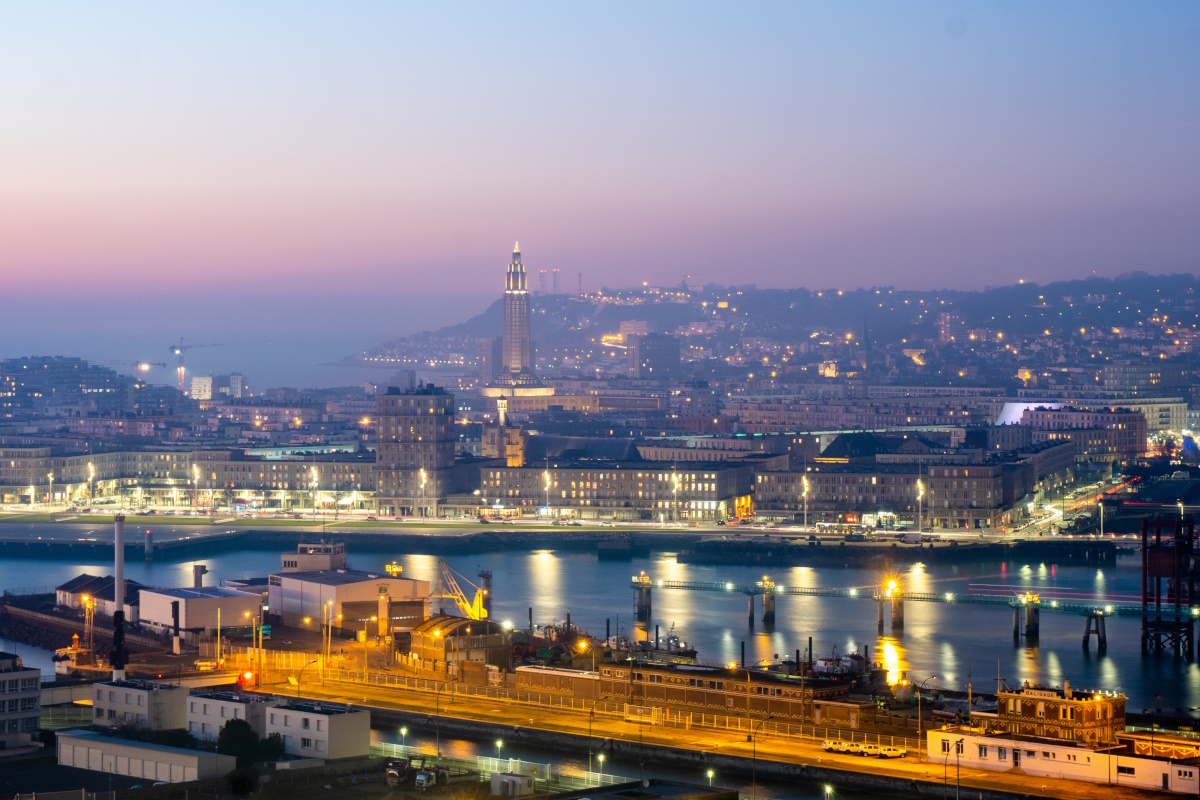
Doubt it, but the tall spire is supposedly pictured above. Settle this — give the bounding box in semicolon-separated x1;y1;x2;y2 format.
514;241;520;253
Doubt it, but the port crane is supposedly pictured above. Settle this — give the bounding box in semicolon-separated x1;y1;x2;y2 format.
168;338;223;393
434;559;489;620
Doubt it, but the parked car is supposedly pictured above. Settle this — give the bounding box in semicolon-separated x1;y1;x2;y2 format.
878;745;907;759
858;744;881;757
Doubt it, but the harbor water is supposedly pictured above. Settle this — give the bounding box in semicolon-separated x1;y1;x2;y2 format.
1;532;1195;715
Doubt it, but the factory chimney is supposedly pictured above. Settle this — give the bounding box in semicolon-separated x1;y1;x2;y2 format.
111;515;128;680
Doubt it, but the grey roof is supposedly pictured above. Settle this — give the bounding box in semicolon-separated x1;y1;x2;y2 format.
272;569;384;586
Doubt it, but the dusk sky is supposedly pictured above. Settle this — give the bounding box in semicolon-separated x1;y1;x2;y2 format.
3;3;1199;382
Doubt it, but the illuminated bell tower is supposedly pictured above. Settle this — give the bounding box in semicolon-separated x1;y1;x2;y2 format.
503;242;533;378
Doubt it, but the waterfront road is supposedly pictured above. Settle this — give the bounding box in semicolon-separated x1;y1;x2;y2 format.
253;674;1163;800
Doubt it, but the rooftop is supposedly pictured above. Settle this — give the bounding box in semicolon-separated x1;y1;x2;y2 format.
274;699;361;715
190;691;276;704
271;568;386;585
98;679;183;691
144;586;260;600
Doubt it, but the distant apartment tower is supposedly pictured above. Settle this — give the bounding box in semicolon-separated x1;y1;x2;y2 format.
190;373;247;400
627;333;681;379
937;312;961;344
389;369;417;392
374;384;456;516
478;337;503;382
503;243;534;380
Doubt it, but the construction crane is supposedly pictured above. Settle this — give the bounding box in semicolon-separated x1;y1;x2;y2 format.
168;338;223;394
131;361;167;380
434;558;489;620
103;360;168;377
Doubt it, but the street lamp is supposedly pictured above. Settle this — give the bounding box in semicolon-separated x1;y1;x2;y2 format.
47;472;54;510
296;659;318;696
400;726;407;750
917;476;925;533
672;469;680;525
824;785;833;800
243;610;264;686
706;769;714;787
955;737;963;800
363;615;377;674
495;738;503;760
914;675;938;759
543;469;552;520
192;464;200;510
801;475;809;530
310;466;319;518
419;468;428;519
88;462;95;506
435;681;447;757
597;753;605;774
750;715;775;800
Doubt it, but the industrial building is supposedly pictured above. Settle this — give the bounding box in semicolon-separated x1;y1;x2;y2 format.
266;569;429;634
138;586;263;637
58;729;236;783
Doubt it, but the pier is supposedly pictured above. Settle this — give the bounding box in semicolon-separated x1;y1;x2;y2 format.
631;572;1199;642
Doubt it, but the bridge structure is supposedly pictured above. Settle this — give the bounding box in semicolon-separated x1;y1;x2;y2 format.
630;572;1199;652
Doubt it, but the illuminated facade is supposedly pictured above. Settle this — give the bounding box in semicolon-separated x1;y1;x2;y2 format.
502;242;535;382
374;384;456;516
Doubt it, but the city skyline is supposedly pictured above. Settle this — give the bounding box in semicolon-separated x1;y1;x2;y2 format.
2;2;1198;307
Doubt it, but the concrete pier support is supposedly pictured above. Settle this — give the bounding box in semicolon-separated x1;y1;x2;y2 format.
1083;613;1108;650
636;585;652;624
762;593;776;624
1024;606;1040;639
1013;607;1020;641
747;595;755;625
877;599;885;631
891;596;904;629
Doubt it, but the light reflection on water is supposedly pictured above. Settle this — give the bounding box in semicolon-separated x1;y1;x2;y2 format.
1;545;1197;714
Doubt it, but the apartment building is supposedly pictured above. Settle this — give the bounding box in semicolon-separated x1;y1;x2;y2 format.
264;701;370;760
92;680;186;731
480;461;755;521
186;692;279;741
0;651;41;749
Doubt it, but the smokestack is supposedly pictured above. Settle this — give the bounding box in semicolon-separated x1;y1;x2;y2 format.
111;515;128;680
144;529;153;560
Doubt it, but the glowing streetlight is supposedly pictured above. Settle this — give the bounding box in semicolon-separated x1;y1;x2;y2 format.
87;462;95;505
47;472;54;509
801;475;809;530
672;469;681;525
543;469;552;519
917;477;925;533
419;468;428;518
495;738;503;759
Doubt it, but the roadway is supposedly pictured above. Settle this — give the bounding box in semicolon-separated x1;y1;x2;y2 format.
253;674;1165;800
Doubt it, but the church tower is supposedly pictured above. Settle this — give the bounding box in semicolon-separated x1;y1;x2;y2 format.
503;242;533;378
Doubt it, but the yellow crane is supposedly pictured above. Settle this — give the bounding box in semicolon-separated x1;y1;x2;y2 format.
435;559;488;620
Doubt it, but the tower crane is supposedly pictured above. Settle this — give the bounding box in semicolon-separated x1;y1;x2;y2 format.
434;558;489;621
132;361;167;379
168;338;223;394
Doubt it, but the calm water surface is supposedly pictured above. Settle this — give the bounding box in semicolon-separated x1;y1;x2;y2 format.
2;541;1194;714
